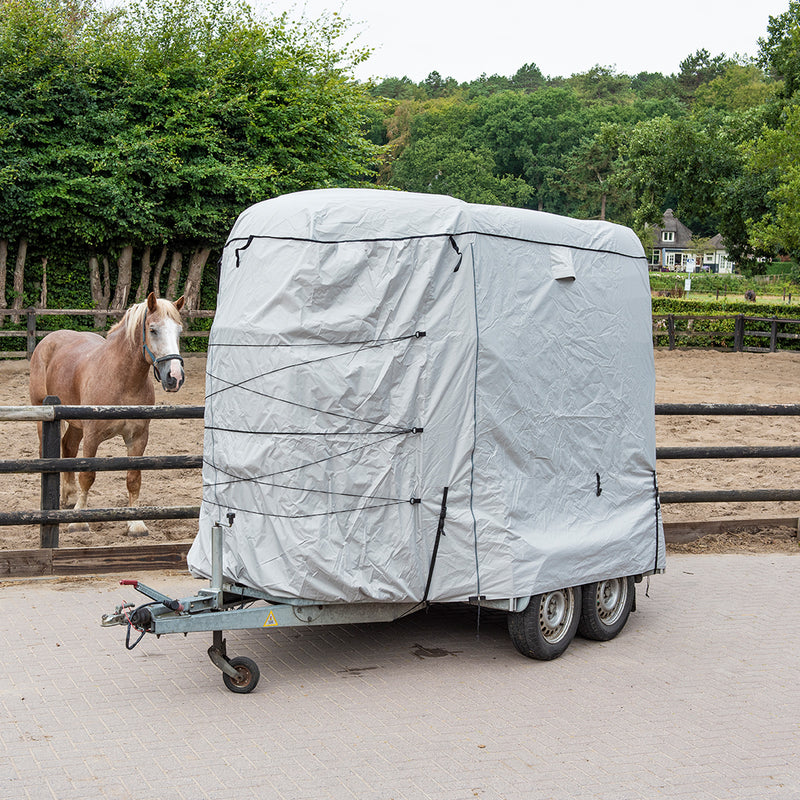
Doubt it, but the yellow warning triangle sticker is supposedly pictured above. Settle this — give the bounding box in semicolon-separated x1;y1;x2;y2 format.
262;610;278;628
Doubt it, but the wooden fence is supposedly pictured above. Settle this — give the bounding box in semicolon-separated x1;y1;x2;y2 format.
653;313;800;352
7;308;800;359
0;307;215;359
0;400;798;563
6;307;800;358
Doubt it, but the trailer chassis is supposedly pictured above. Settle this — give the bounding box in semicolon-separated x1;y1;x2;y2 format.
102;522;651;692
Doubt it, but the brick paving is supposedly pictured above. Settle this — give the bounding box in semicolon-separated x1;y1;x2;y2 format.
1;553;799;800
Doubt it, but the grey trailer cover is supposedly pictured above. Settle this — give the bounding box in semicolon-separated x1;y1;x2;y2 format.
188;189;665;603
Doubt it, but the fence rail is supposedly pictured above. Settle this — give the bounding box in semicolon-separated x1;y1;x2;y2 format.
0;402;798;552
0;307;215;359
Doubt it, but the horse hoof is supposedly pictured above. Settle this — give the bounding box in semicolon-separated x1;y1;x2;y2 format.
68;522;90;534
127;521;149;537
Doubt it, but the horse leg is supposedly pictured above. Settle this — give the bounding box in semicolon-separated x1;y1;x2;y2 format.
123;423;150;537
60;423;83;508
69;433;98;534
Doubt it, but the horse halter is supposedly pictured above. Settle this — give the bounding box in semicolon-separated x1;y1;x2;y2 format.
141;305;184;386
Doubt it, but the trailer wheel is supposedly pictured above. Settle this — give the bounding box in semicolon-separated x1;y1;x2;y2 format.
507;586;581;660
578;576;634;641
222;656;260;694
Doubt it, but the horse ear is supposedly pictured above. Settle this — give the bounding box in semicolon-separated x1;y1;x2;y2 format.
147;292;158;312
174;295;185;311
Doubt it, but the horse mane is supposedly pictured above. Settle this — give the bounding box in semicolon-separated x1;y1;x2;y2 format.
109;298;183;347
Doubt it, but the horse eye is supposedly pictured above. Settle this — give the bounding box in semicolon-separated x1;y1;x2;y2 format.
149;328;158;336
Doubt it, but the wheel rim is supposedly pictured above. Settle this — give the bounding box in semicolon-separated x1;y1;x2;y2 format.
230;665;252;687
538;588;575;643
594;578;628;626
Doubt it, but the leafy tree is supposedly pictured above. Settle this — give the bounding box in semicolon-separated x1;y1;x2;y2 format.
510;63;545;92
422;70;459;98
744;104;800;258
693;62;776;112
370;76;419;100
622;114;739;234
0;0;380;312
566;65;634;105
559;123;632;221
758;0;800;100
630;71;681;101
464;72;514;97
392;136;532;206
677;49;731;95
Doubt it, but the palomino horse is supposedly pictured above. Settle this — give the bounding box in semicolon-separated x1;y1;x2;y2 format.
29;293;186;536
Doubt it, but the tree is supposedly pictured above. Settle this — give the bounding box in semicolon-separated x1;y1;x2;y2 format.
630;71;681;101
0;0;381;311
566;65;634;105
758;1;800;100
743;104;800;258
511;63;545;92
677;49;730;95
392;136;532;207
422;70;459;98
693;62;776;112
622;115;739;235
559;124;632;222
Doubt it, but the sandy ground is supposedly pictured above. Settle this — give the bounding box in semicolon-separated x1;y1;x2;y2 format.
1;349;799;553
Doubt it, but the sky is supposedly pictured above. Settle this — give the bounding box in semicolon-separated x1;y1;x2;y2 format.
281;0;791;83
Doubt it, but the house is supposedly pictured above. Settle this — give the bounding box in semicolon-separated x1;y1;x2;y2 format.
646;209;734;273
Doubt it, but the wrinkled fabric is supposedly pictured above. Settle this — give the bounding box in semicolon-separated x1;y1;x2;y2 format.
187;189;665;603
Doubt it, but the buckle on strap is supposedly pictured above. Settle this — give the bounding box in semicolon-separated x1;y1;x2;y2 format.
151;353;184;382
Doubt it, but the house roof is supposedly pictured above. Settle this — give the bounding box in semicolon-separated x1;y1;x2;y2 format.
651;208;694;249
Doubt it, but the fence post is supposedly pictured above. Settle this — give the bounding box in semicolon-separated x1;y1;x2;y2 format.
26;308;37;359
667;314;675;350
40;395;61;549
734;315;744;352
770;319;778;352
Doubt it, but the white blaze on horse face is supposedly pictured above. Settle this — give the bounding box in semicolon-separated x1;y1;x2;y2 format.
148;316;185;392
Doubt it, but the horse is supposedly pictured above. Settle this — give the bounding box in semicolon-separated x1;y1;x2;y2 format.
29;293;186;537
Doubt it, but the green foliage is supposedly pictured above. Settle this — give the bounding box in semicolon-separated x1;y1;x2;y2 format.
677;49;732;95
744;104;800;258
0;0;380;308
693;62;776;112
1;4;797;321
758;1;800;100
652;297;800;350
653;296;799;315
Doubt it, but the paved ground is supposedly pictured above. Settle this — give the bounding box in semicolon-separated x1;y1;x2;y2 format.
1;553;799;800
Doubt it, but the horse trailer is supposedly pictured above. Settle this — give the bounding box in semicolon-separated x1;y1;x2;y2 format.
103;189;664;692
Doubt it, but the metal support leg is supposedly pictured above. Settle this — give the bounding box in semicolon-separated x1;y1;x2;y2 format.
208;630;240;679
209;523;223;608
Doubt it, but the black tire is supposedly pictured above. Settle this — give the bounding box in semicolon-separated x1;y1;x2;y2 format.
222;656;260;694
507;586;582;660
578;576;635;641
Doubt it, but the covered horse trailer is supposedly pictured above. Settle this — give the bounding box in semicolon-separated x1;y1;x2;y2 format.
103;189;664;692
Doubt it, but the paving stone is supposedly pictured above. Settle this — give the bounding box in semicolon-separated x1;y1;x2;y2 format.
1;553;799;799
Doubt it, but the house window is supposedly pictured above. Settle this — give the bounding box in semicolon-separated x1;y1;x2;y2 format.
666;253;676;267
662;231;675;242
650;249;661;265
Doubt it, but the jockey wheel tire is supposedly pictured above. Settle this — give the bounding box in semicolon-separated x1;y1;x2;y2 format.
222;656;260;694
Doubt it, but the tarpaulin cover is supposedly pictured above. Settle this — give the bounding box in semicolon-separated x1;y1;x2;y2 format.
187;189;665;603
